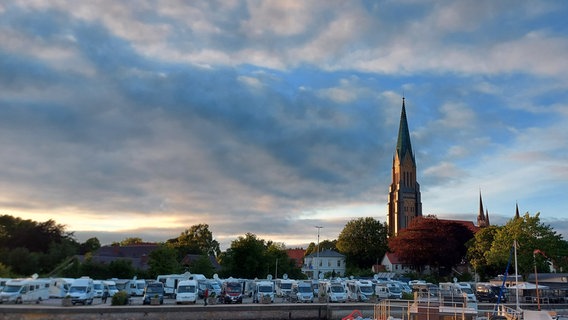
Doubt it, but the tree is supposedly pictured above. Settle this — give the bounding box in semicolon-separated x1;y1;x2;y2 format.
147;244;181;278
388;216;474;275
466;226;502;280
79;237;101;254
219;233;268;279
485;212;568;277
305;239;337;256
117;237;144;246
336;217;389;268
187;255;215;278
168;224;221;258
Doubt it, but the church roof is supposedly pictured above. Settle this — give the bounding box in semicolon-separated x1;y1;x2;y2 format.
396;98;415;164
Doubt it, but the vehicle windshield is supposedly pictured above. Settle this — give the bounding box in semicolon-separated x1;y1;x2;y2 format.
281;283;292;289
389;286;402;293
146;285;163;294
259;285;272;293
177;285;196;293
226;284;241;293
331;286;345;293
3;285;21;293
108;285;118;291
211;283;221;290
69;286;86;293
462;288;474;294
360;286;374;294
137;283;145;289
94;283;103;290
298;286;312;293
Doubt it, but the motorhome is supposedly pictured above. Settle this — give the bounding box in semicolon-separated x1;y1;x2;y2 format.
275;278;295;297
156;273;190;297
93;280;104;298
49;278;73;298
0;278;50;304
128;278;146;296
142;282;164;305
346;280;374;302
321;280;348;303
253;280;275;303
375;282;403;299
293;281;314;303
176;280;198;304
222;280;244;304
68;277;95;305
103;280;119;297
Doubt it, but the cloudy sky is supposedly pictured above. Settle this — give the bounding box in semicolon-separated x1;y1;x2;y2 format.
1;1;567;250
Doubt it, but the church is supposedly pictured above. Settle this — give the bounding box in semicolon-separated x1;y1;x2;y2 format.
386;98;491;237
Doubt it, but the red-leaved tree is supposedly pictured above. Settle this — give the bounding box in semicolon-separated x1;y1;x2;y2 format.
388;215;474;275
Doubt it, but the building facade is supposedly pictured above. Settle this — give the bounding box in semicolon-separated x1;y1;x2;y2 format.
302;249;346;279
387;98;422;237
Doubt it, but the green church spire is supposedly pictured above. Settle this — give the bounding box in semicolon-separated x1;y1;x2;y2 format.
396;97;415;164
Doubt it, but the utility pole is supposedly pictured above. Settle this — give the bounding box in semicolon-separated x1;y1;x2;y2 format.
315;226;323;280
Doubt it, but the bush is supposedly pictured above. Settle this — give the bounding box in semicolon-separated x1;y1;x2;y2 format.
402;292;414;300
111;291;130;305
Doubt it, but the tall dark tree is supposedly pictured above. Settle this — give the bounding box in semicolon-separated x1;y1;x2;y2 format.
336;217;389;268
219;233;268;279
305;239;337;256
148;244;181;278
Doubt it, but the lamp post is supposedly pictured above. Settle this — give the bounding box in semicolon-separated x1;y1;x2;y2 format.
315;226;323;280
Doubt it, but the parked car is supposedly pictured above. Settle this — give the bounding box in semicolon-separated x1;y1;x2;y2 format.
142;282;164;305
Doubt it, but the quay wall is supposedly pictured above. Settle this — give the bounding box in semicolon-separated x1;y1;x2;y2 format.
0;303;376;320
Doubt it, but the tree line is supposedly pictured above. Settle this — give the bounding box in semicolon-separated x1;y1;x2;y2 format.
0;212;565;282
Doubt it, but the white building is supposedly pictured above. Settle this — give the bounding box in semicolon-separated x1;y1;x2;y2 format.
302;250;346;279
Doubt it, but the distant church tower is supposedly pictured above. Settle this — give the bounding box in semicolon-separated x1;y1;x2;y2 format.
477;191;490;227
387;98;422;237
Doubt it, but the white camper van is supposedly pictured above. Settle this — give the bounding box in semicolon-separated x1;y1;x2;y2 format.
176;280;198;304
321;280;347;303
0;278;50;304
293;281;314;303
346;280;374;302
68;277;95;305
49;278;73;298
275;278;295;297
253;281;275;303
103;280;119;297
157;273;191;298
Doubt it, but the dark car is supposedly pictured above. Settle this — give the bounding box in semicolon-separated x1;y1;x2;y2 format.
475;284;507;303
143;282;164;305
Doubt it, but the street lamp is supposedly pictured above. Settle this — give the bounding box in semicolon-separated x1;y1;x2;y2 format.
315;226;323;280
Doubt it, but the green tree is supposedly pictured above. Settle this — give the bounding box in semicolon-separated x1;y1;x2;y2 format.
108;259;136;279
305;239;337;256
168;224;221;258
486;212;568;277
220;233;268;279
117;237;144;246
466;225;502;280
148;245;180;278
187;255;215;278
336;217;389;268
79;237;101;254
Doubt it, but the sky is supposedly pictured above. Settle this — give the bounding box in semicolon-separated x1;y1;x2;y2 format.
1;0;567;250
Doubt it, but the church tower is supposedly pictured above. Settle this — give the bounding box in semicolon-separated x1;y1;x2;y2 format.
477;191;490;227
387;98;422;237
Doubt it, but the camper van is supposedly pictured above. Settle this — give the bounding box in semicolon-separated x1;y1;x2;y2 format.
68;277;95;305
346;280;374;302
275;278;295;297
129;279;146;296
176;280;198;304
222;280;244;304
375;282;403;299
253;280;275;303
293;281;314;303
0;278;50;304
321;280;347;303
49;278;73;298
156;273;191;297
103;280;119;297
